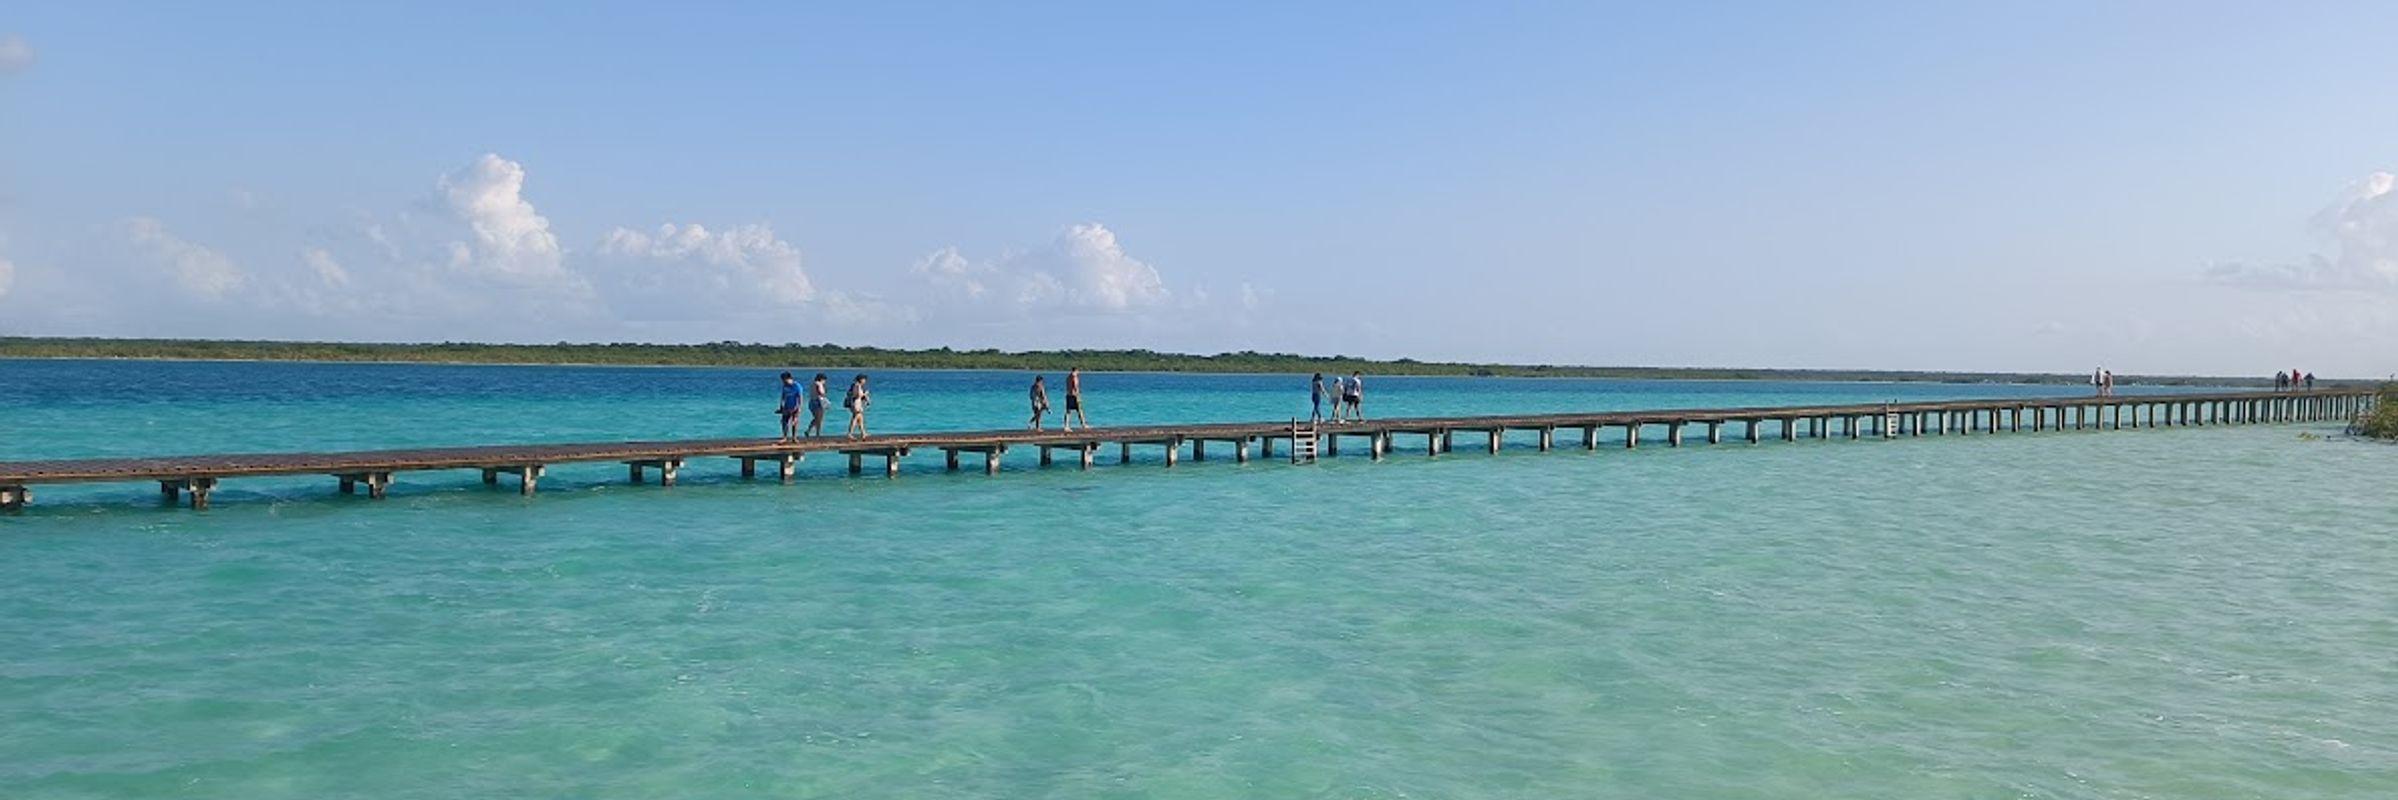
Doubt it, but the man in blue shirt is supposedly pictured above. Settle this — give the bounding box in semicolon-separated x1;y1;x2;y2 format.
777;372;803;443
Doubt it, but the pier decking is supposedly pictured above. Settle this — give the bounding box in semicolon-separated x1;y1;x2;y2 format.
0;389;2375;512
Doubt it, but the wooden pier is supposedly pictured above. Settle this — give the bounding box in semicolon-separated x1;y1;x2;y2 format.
0;389;2374;512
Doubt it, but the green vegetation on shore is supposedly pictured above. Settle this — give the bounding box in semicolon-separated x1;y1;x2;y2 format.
2350;384;2398;439
0;336;2308;387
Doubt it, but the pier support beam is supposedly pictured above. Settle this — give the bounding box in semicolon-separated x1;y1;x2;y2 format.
183;477;218;510
1708;421;1723;444
1490;430;1504;454
1538;427;1555;452
1582;426;1600;450
1668;422;1685;447
1781;418;1797;442
1745;420;1761;443
1236;439;1252;464
161;480;182;503
1193;440;1207;462
1626;424;1641;449
1;485;28;513
626;459;683;486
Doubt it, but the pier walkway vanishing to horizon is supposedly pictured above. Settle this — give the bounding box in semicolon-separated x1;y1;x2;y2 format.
0;388;2377;512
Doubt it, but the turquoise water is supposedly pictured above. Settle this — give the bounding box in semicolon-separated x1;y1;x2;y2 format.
2;360;2392;798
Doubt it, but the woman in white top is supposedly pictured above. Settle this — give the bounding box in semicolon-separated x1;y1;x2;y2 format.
844;374;871;438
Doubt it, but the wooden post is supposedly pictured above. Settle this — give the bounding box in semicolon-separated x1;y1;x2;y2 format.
1781;418;1797;441
1039;447;1054;467
1325;436;1338;457
520;465;543;495
629;463;646;484
338;476;357;495
1165;440;1179;467
659;460;681;487
1489;430;1504;453
186;477;217;510
1193;440;1207;462
849;453;864;475
1262;438;1276;458
1626;424;1641;449
365;472;391;499
162;480;183;503
885;452;901;478
1746;420;1761;443
482;469;499;485
739;459;756;479
1370;433;1386;461
945;450;961;471
1442;430;1455;452
1237;439;1252;464
1669;422;1685;447
1538;427;1554;451
1122;442;1135;464
1707;421;1723;444
985;449;1002;475
778;454;798;483
1428;433;1441;457
1582;426;1600;449
0;486;27;513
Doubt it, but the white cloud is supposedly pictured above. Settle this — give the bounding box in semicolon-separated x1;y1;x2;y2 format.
124;217;243;298
598;222;813;307
439;153;566;282
2210;171;2398;291
915;222;1169;312
0;34;32;75
301;247;349;287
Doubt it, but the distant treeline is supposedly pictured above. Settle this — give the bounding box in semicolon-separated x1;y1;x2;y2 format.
0;336;2314;387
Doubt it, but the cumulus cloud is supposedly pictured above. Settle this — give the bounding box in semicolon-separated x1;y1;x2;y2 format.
0;34;32;75
439;154;566;282
301;247;350;287
124;217;243;298
2209;171;2398;292
915;223;1169;312
598;222;814;309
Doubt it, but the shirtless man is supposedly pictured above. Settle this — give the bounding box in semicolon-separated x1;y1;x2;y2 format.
1062;367;1090;431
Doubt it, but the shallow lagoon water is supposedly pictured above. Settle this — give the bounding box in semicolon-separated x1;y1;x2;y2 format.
2;361;2392;798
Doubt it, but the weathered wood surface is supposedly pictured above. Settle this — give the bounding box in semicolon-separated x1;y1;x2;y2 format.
0;389;2371;487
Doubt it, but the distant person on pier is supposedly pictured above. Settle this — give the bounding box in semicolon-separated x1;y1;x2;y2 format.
1345;371;1366;421
806;373;830;437
777;372;803;443
1062;367;1089;431
2305;372;2316;391
2101;369;2114;397
1310;373;1327;424
2275;371;2289;392
1029;375;1050;430
844;374;871;438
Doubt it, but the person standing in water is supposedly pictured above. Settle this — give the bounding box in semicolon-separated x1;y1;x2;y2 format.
844;374;871;439
776;372;803;443
1310;373;1327;424
1029;375;1051;430
1062;367;1090;431
805;373;830;437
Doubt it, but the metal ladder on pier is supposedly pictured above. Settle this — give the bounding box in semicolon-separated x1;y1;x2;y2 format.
1290;418;1320;464
1881;402;1900;439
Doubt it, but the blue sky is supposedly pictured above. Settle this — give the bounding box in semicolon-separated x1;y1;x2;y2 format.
2;2;2395;376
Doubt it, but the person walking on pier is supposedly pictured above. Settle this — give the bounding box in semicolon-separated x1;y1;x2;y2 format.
1062;367;1089;431
777;372;804;443
2276;371;2290;392
844;374;871;438
1344;371;1366;422
806;373;830;437
1029;375;1051;430
1310;373;1327;424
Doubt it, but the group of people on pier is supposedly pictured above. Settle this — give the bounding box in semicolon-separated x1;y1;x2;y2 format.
777;372;874;442
2091;367;2116;397
775;367;1373;441
1312;371;1366;424
2275;369;2316;392
1027;368;1091;431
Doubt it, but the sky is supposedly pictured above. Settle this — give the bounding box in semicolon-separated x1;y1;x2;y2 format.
2;1;2395;377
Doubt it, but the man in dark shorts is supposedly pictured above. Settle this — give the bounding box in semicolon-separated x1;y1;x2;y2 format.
776;372;802;443
1345;371;1365;421
1063;367;1089;431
